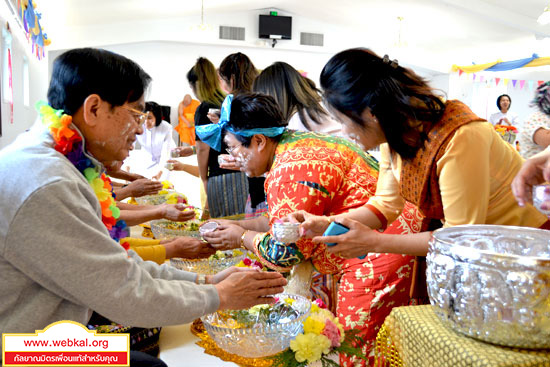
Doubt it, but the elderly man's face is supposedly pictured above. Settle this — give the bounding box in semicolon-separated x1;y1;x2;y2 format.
85;95;145;164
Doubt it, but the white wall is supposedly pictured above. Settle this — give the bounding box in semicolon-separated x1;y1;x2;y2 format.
49;40;449;127
9;6;451;149
50;41;338;125
0;4;49;150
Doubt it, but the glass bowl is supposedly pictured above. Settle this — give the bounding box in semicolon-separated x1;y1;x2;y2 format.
150;219;201;240
202;293;311;358
134;191;187;206
170;250;246;274
427;224;550;348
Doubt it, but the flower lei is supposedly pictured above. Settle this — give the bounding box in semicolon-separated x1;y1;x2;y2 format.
36;101;130;250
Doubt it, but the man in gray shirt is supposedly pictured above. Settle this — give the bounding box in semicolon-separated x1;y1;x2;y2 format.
0;48;286;365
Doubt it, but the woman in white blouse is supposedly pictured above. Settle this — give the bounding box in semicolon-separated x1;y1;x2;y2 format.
489;94;518;126
134;101;176;179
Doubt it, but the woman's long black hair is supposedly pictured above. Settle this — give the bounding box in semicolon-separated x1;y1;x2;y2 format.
320;48;446;159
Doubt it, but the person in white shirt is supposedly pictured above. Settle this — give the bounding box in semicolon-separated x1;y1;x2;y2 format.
134;101;176;179
489;94;518;126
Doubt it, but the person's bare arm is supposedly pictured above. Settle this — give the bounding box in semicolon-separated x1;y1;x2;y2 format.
107;169;145;182
114;179;163;201
533;127;550;149
118;203;196;226
196;140;210;212
167;160;199;177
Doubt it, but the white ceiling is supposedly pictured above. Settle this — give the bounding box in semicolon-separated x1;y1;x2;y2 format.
36;0;550;73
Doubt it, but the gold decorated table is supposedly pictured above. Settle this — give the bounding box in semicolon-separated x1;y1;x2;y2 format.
374;305;550;367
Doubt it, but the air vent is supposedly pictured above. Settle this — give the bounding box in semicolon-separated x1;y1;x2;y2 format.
219;26;245;41
300;32;324;46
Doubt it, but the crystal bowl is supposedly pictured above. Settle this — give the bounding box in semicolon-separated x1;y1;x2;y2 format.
170;250;246;274
134;190;187;206
150;219;200;240
134;193;171;206
202;293;311;358
427;224;550;348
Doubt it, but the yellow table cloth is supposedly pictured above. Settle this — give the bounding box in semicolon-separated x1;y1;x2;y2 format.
375;305;550;367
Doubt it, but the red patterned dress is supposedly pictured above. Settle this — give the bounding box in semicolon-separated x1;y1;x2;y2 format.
250;130;422;365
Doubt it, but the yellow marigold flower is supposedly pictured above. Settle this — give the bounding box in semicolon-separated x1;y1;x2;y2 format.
310;303;320;314
303;316;325;335
284;298;295;306
290;333;331;364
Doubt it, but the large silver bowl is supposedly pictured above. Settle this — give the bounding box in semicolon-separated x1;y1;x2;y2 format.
202;293;311;358
170;250;245;275
427;224;550;348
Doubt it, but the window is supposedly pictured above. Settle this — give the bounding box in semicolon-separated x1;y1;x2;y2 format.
2;27;12;104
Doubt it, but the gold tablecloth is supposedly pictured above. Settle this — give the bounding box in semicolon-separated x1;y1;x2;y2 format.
375;305;550;367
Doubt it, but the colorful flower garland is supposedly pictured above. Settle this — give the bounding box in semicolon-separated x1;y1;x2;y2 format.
36;101;129;250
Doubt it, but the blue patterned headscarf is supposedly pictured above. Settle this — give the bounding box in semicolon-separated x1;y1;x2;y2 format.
195;94;286;151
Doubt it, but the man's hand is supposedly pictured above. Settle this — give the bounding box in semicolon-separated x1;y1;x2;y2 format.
214;271;287;310
161;237;216;259
202;223;245;250
125;179;163;197
159;203;197;222
209;266;258;284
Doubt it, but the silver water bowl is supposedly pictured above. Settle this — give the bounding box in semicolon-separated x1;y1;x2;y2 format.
427;224;550;348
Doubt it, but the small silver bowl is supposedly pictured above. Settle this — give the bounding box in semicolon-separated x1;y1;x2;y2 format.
533;184;550;215
427;224;550;348
199;221;218;238
272;222;300;243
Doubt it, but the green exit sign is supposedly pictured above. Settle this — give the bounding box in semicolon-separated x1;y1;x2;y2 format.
270;11;278;16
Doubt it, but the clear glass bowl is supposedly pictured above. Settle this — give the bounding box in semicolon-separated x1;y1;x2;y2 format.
150;219;201;240
202;294;311;358
134;192;172;206
170;250;246;274
427;224;550;348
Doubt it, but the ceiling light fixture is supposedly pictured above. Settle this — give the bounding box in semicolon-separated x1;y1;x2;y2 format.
394;16;408;48
193;0;212;31
537;3;550;25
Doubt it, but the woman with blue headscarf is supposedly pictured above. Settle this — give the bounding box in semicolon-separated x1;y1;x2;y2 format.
198;93;424;366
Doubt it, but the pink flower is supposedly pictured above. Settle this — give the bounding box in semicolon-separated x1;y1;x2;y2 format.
321;319;341;348
313;299;327;309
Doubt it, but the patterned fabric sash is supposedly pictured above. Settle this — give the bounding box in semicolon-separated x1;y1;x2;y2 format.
399;100;484;220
